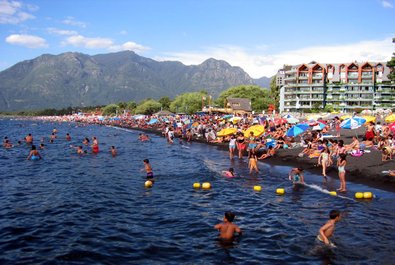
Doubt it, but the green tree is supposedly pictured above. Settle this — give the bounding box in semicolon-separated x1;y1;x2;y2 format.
311;102;321;113
134;99;162;115
215;85;276;112
126;100;137;111
387;37;395;81
269;77;280;108
117;101;127;110
102;104;120;115
170;91;207;114
158;96;172;110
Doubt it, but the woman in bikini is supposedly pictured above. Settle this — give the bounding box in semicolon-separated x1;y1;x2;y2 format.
236;132;246;159
337;153;347;192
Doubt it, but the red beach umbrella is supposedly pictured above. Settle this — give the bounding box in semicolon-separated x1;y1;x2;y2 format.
274;118;287;125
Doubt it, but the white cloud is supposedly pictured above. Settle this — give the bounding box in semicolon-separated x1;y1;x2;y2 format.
119;30;128;35
62;34;149;52
5;34;48;48
62;16;86;28
156;38;394;78
0;0;36;24
110;41;150;52
381;0;393;8
62;35;112;48
47;27;78;36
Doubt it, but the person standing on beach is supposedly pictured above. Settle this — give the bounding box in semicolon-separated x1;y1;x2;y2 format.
337;154;347;192
318;148;332;179
236;132;246;159
229;134;236;159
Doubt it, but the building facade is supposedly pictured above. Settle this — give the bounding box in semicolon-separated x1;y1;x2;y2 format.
277;61;395;113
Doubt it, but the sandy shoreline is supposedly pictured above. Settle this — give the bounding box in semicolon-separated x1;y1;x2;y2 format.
121;124;395;192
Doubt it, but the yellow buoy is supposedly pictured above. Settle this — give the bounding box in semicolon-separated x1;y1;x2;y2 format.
363;192;373;199
276;188;285;195
202;182;211;189
193;182;201;189
355;192;364;199
145;180;153;188
329;191;337;196
253;185;262;192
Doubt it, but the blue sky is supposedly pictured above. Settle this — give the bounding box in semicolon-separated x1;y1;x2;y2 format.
1;0;394;78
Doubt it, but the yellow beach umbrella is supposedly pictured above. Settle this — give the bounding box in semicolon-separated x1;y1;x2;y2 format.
244;125;265;138
385;114;395;123
340;114;352;120
217;128;237;137
363;115;376;123
229;116;242;124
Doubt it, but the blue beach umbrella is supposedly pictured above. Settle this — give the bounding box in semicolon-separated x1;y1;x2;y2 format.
286;123;309;137
340;117;366;129
147;118;158;125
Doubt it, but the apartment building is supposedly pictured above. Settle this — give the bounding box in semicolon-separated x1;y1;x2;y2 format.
277;61;395;113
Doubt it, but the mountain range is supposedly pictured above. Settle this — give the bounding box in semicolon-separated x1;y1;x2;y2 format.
0;51;271;111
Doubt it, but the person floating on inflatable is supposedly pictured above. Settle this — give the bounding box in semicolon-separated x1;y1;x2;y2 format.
27;145;42;161
222;168;235;178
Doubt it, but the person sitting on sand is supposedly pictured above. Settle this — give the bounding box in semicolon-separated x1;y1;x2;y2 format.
258;146;276;160
214;211;242;241
345;136;360;153
388;170;395;177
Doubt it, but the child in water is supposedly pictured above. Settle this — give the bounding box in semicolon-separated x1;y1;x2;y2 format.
248;152;259;173
27;145;42;160
143;159;154;180
222;168;235;177
110;146;117;157
214;211;242;240
317;210;341;247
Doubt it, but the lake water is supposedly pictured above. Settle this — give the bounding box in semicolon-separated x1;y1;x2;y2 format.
1;118;394;265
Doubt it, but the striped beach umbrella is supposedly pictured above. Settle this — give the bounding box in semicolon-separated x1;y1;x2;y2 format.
340;117;366;129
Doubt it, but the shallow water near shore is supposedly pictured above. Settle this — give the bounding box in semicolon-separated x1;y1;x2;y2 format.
1;119;394;265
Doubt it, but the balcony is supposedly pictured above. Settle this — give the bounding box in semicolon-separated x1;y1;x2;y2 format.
312;75;323;79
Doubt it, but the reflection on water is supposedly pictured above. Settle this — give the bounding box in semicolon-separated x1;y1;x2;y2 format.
0;119;395;265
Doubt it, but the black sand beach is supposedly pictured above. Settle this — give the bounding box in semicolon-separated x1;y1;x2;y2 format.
127;125;395;192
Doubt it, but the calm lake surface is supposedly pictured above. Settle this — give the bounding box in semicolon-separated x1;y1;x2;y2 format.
1;118;394;265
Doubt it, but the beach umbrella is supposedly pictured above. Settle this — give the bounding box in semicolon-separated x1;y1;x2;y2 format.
283;114;294;119
340;114;352;121
363;115;376;123
340;117;366;129
217;128;237;137
306;114;321;121
222;114;233;119
133;114;145;120
274;118;287;125
192;122;199;127
312;122;326;131
385;114;395;123
286;123;309;137
286;117;299;124
147;118;158;124
229;116;242;123
244;125;265;137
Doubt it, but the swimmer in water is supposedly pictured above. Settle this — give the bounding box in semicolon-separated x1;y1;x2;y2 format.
143;159;154;180
25;133;33;144
27;145;42;160
317;210;341;247
222;168;235;177
39;143;45;149
83;137;90;145
66;133;71;141
248;152;259;173
92;136;99;153
111;146;117;157
289;167;305;186
214;211;242;241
